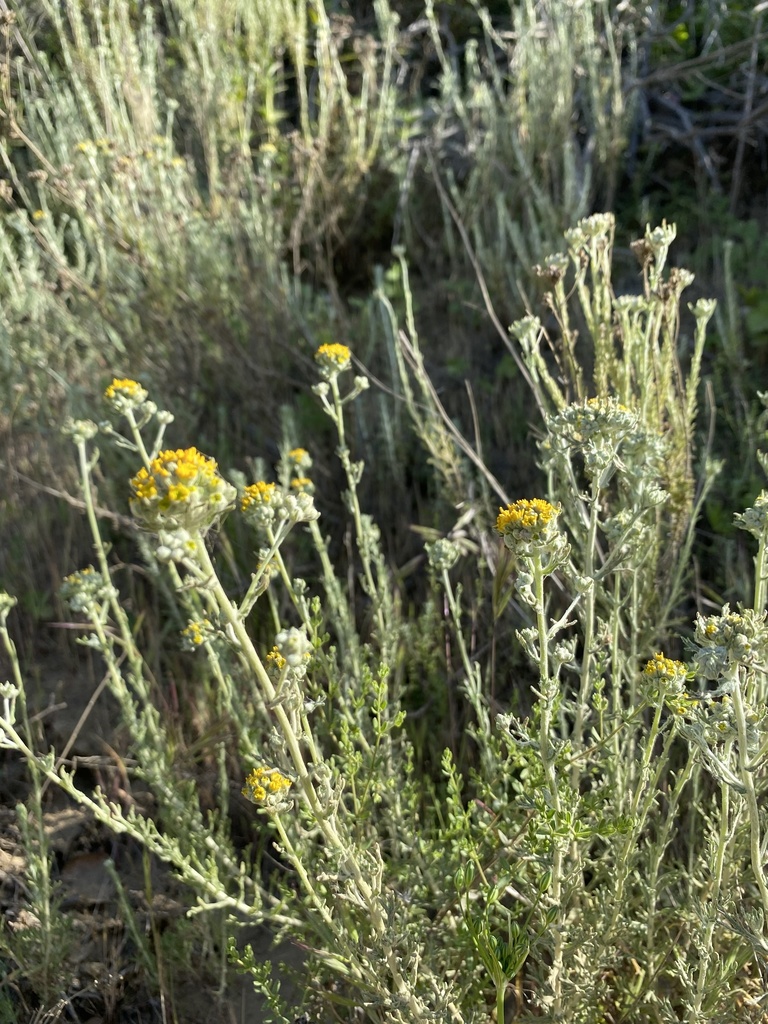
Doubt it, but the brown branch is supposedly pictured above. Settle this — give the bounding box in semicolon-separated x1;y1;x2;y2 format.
10;468;135;531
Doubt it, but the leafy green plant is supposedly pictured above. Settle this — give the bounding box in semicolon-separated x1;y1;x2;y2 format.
3;220;768;1021
0;599;74;1009
401;0;633;318
0;0;639;615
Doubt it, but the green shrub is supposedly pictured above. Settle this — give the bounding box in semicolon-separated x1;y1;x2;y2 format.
0;0;634;614
4;219;768;1022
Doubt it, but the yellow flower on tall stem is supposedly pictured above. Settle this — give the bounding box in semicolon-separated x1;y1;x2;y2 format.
315;343;351;379
104;377;149;412
496;499;563;555
129;447;236;533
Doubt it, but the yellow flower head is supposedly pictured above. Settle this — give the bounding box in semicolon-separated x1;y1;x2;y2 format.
643;652;688;688
495;499;564;557
241;480;277;511
288;447;312;469
496;498;559;534
241;480;285;529
586;396;629;414
290;476;314;495
574;396;635;439
266;646;287;679
642;651;690;709
130;447;236;534
242;766;292;806
181;618;213;649
104;377;149;412
315;343;351;379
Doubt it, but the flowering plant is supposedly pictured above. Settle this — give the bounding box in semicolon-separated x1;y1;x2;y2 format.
3;226;768;1023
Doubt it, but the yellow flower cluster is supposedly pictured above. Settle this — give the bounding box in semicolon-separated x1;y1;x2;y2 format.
240;479;294;529
242;766;292;805
104;377;149;411
240;480;277;512
314;343;351;378
130;447;235;533
76;136;169;159
496;498;560;534
132;448;213;501
700;694;737;741
586;396;629;413
545;397;638;466
692;605;768;678
286;448;314;493
495;498;566;560
76;138;115;154
288;447;311;467
695;607;762;649
642;652;690;709
266;647;287;672
643;652;688;686
181;618;213;648
64;565;96;584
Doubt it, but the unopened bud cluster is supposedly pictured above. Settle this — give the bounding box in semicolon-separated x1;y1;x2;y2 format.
691;606;768;681
60;566;117;613
240;479;319;531
734;492;768;541
641;652;689;704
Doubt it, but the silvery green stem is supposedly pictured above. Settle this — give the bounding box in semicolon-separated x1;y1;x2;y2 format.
690;738;733;1023
441;569;477;684
75;438;155;704
238;519;292;618
755;530;768;619
0;609;55;966
731;675;768;924
571;480;600;777
193;541;432;1021
607;698;670;940
307;517;361;671
645;748;695;968
327;376;387;642
0;711;274;922
123;407;153;467
752;532;768;704
532;554;564;1015
269;812;354;957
